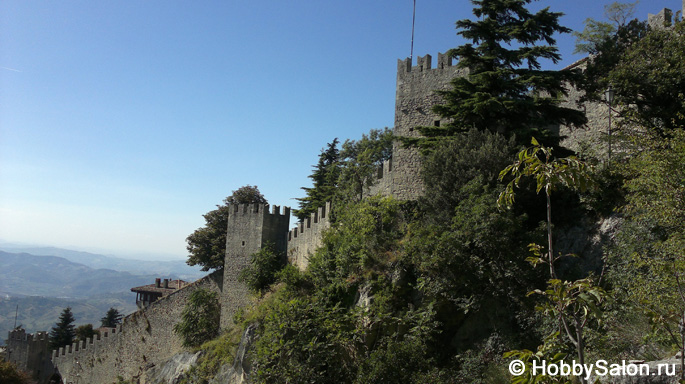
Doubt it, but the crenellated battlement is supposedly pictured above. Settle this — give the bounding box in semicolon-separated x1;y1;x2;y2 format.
287;201;331;241
6;329;52;383
397;52;455;74
287;201;332;270
52;325;121;360
228;203;290;218
648;8;675;29
7;329;48;344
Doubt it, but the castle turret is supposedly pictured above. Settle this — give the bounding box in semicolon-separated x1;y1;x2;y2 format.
6;329;53;383
390;53;467;200
221;203;290;327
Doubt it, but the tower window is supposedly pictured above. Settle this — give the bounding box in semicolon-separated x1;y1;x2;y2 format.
434;120;440;127
241;241;245;247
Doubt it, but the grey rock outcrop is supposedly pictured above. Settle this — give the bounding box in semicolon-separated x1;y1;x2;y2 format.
140;351;202;384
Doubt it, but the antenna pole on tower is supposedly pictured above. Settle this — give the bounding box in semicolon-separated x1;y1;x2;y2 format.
410;0;416;60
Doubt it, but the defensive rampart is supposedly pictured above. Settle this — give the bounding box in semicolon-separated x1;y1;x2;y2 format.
52;271;223;384
287;201;332;270
221;203;290;327
6;329;53;383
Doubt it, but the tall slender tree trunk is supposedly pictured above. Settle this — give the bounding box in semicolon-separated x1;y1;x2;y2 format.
547;192;555;279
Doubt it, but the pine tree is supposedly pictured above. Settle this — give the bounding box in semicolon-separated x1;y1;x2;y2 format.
100;307;123;328
416;0;586;149
49;307;75;351
293;139;341;221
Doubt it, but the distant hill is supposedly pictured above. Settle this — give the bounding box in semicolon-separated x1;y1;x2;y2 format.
0;293;138;346
0;248;210;346
0;245;203;280
0;251;177;298
0;245;210;346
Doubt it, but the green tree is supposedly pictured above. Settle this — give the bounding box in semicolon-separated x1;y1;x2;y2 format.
337;128;393;202
0;361;31;384
420;128;517;222
49;307;76;351
607;21;685;137
174;288;221;348
294;138;341;221
499;138;592;279
239;243;285;293
572;1;638;54
100;307;123;328
607;129;685;376
75;323;98;341
412;0;586;150
499;139;602;384
186;185;267;271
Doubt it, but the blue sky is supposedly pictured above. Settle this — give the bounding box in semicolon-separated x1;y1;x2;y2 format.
1;0;681;260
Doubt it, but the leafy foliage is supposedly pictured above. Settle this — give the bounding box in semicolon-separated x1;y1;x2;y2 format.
178;327;242;384
0;361;32;384
239;243;286;294
186;185;267;271
607;21;685;136
498;138;592;279
49;306;76;351
251;295;357;384
421;128;518;222
308;196;405;291
412;0;585;150
499;139;604;383
75;323;98;341
607;129;685;353
572;1;638;54
174;289;221;348
336;128;393;202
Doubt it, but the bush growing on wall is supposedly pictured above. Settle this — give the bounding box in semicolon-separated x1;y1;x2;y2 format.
174;288;221;348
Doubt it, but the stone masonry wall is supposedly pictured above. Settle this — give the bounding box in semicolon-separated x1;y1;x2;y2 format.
52;271;223;384
558;59;609;160
6;329;53;383
390;53;467;200
366;158;393;197
221;204;290;328
287;201;331;270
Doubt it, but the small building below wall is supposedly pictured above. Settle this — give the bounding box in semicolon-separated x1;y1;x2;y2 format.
131;278;188;308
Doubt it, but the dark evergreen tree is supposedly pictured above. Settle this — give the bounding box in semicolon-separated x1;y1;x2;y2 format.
100;307;123;328
186;185;267;271
293;138;341;221
49;307;75;351
414;0;586;149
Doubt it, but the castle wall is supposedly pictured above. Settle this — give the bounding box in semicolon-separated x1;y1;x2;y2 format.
287;201;331;270
221;204;290;328
366;159;393;197
52;271;223;384
5;329;53;383
558;59;615;160
390;53;467;200
648;8;674;29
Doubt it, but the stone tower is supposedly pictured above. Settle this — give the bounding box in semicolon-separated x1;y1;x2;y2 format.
390;53;467;200
221;203;290;327
6;329;53;383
